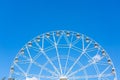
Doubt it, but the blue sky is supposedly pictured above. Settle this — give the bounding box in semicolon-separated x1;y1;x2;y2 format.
0;0;120;79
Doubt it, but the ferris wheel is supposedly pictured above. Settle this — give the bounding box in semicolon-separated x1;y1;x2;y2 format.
8;30;117;80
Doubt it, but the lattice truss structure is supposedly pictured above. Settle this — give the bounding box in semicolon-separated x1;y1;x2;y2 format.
8;30;117;80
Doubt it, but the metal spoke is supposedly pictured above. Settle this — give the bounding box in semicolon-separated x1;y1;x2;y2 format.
65;41;92;76
99;65;111;77
41;50;60;75
63;33;74;75
68;62;93;77
53;32;62;75
33;61;58;77
14;63;26;75
34;40;60;75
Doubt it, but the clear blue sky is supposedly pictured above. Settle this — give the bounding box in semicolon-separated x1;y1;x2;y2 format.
0;0;120;79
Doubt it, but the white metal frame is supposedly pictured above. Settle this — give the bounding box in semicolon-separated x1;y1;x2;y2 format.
9;30;117;80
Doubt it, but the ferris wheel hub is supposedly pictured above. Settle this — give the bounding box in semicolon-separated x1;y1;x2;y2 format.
60;76;67;80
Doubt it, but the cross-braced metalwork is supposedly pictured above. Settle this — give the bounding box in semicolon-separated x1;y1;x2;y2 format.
8;30;117;80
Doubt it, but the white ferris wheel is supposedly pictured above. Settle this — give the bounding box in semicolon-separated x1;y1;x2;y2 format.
8;30;117;80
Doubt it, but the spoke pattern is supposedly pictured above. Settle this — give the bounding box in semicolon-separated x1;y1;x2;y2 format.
9;30;117;80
